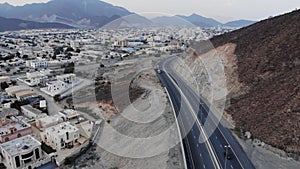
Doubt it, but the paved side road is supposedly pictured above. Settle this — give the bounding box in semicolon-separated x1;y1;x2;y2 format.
17;80;62;115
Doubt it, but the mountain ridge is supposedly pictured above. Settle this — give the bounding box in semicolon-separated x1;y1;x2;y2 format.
151;14;255;28
224;19;256;28
0;1;255;28
0;0;139;27
176;13;223;27
0;16;73;32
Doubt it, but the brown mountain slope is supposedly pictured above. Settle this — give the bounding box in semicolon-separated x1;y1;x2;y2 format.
209;10;300;154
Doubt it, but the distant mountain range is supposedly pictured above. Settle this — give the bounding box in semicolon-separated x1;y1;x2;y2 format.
0;16;72;32
177;13;223;27
0;0;255;31
0;0;137;27
223;20;256;28
151;14;256;28
151;16;194;27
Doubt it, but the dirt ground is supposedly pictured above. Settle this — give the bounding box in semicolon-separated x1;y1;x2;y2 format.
234;133;300;169
61;56;185;169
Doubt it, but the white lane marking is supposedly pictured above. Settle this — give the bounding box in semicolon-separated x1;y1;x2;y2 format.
164;87;188;169
231;165;234;169
184;82;245;168
163;59;221;169
164;58;245;169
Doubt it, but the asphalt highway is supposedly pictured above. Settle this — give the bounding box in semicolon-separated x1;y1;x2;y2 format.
157;57;255;169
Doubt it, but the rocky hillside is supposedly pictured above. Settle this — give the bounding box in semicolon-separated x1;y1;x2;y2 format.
209;10;300;154
183;9;299;155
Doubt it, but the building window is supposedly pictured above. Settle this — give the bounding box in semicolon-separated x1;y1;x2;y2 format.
15;156;20;167
21;151;33;159
24;158;32;164
35;148;40;159
66;132;69;140
5;137;9;142
17;133;22;138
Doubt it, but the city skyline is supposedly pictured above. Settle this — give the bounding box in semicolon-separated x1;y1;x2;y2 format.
0;0;299;22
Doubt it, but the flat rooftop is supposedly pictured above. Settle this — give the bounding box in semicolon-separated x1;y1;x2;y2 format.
26;71;44;78
0;121;30;136
0;135;41;156
5;85;30;95
37;115;62;128
59;109;80;118
21;104;42;115
16;90;36;99
45;122;78;136
0;108;19;118
57;73;75;78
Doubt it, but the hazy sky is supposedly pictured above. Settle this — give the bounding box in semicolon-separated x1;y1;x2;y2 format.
0;0;299;22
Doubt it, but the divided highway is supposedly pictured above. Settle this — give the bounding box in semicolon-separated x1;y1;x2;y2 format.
157;57;255;169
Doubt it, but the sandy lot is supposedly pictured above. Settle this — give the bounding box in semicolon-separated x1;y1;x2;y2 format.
61;56;185;169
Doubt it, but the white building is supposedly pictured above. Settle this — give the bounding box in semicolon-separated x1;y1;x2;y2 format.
56;74;76;84
113;40;128;47
41;73;80;96
0;76;11;83
70;40;82;50
42;122;79;150
0;135;49;169
45;80;66;94
21;105;46;119
109;51;121;58
59;109;80;121
128;39;144;46
27;60;48;68
25;72;47;86
35;115;63;130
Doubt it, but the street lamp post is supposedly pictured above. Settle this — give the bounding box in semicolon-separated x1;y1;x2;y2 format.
199;101;203;123
224;145;231;169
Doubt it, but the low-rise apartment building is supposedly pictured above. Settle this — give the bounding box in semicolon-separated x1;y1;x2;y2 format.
25;72;48;86
21;105;47;119
0;120;32;143
56;73;76;84
0;135;49;169
42;122;79;150
59;109;80;121
0;108;19;126
27;60;48;68
46;80;66;94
